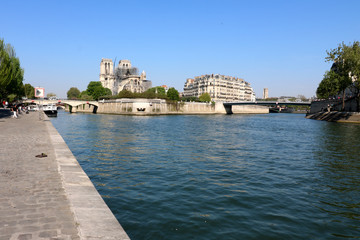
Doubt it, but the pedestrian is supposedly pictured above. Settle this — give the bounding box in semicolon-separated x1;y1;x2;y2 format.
11;106;18;118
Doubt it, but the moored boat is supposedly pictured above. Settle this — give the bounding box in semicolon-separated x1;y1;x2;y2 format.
42;103;57;117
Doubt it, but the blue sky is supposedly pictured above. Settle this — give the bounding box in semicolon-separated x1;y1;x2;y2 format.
1;0;360;98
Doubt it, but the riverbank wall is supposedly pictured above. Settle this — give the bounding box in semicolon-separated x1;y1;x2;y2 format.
0;109;130;239
306;111;360;123
310;97;359;114
308;97;360;123
66;99;269;115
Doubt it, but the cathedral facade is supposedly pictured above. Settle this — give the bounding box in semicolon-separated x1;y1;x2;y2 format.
100;59;152;95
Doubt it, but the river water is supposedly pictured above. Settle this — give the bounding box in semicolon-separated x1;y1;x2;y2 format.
51;111;360;239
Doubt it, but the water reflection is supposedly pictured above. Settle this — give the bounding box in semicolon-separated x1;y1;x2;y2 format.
51;112;360;239
313;122;360;238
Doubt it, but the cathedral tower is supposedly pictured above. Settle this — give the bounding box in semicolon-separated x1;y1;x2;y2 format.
99;58;116;94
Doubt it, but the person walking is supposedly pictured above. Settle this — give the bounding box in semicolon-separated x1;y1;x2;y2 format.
12;105;18;118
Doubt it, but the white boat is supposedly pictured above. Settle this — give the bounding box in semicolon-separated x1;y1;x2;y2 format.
42;103;57;117
28;105;39;111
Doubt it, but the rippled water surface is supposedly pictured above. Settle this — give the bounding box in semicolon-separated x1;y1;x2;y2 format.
51;112;360;239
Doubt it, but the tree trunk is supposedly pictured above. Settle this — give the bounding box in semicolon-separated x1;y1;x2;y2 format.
342;90;345;111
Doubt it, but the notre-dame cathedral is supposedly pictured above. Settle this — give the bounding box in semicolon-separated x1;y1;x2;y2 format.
99;59;152;95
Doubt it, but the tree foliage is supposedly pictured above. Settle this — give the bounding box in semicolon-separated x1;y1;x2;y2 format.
117;89;135;98
85;81;112;100
199;93;211;102
0;39;24;100
79;91;93;100
297;95;308;102
316;71;340;99
167;87;179;100
112;88;168;99
147;86;166;95
24;83;35;99
47;93;56;98
318;41;360;109
67;87;80;99
143;86;167;99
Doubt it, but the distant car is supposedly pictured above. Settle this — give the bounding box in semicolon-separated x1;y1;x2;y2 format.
49;97;57;100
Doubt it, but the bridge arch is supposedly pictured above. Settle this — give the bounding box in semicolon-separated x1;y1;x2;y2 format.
61;100;99;113
222;101;311;114
23;99;99;113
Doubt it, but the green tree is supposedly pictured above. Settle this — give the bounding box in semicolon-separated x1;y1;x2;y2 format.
324;41;360;110
199;93;211;102
24;83;35;99
7;94;17;103
316;70;340;99
141;90;157;99
79;91;93;100
85;81;112;100
86;81;102;97
167;87;179;101
47;93;56;98
147;86;166;95
297;95;308;102
143;86;168;99
117;89;135;98
67;87;80;99
0;39;24;100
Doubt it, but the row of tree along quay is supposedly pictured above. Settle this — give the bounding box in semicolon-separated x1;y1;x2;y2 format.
67;83;213;103
0;39;25;103
316;41;360;111
0;38;58;103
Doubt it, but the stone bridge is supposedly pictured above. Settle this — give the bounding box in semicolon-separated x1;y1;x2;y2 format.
23;99;99;113
222;101;311;114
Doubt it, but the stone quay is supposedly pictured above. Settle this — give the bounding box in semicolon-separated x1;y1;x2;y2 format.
0;109;129;240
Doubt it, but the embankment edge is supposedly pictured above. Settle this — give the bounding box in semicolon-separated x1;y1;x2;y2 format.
44;115;130;240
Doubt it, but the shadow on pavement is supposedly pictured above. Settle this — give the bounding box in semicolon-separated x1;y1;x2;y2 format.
0;109;12;119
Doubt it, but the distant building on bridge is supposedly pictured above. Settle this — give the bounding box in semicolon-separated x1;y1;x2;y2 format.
99;59;152;95
183;74;256;102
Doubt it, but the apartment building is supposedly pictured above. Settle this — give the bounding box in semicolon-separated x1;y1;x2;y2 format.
183;74;255;102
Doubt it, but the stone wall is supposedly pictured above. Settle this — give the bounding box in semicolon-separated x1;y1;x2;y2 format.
306;111;360;123
310;97;359;114
67;99;269;115
65;104;95;113
232;105;269;114
97;99;216;115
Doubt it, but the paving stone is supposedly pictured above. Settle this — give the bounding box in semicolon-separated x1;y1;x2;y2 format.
0;235;12;240
38;230;58;238
17;234;32;240
0;111;80;239
0;109;129;239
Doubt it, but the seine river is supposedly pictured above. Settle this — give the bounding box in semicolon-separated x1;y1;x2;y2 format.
51;111;360;239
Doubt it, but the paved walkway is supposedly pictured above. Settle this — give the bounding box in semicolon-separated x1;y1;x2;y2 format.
0;109;129;240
